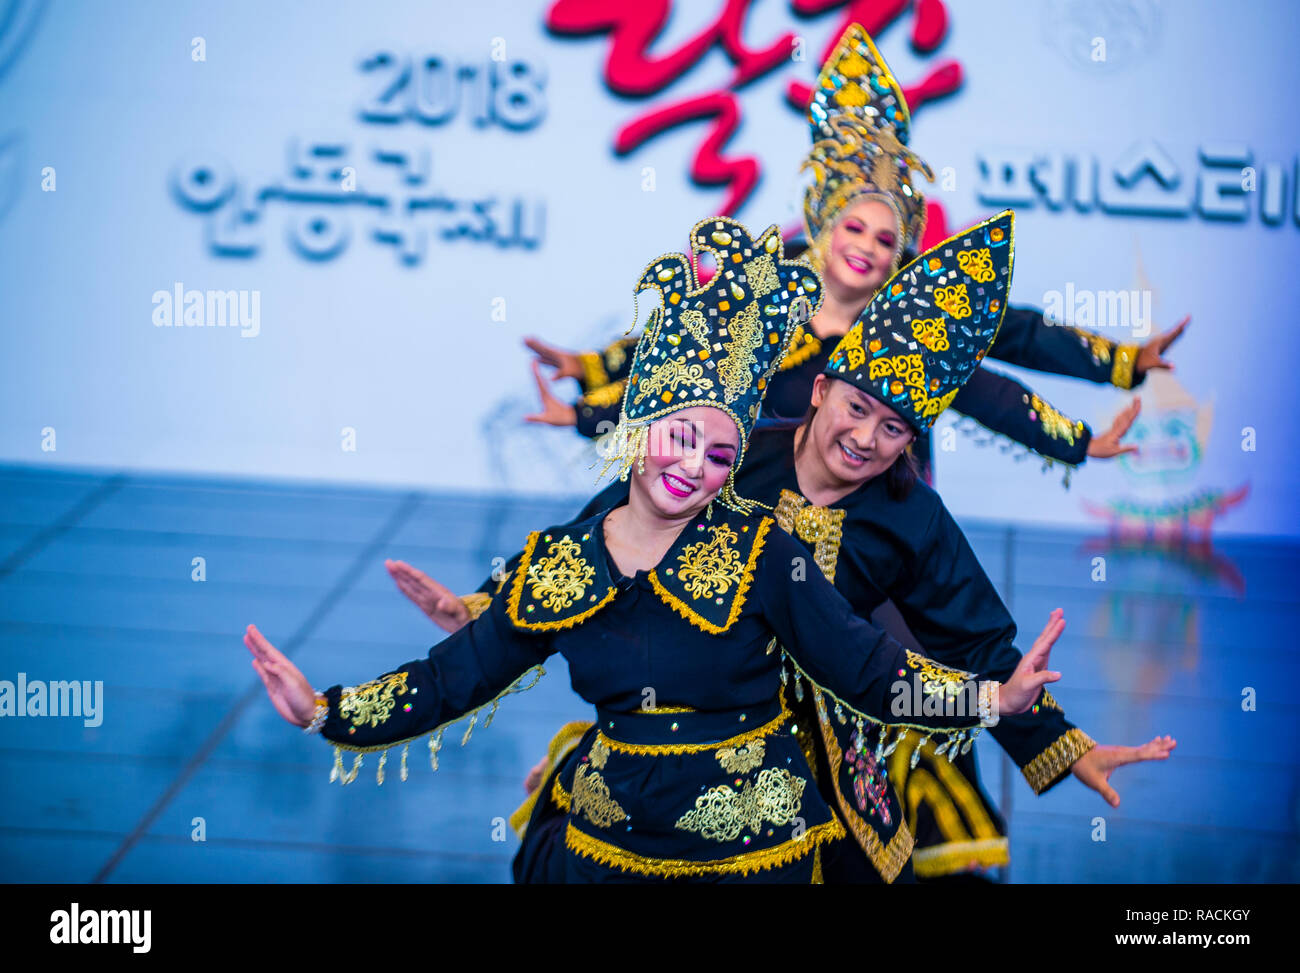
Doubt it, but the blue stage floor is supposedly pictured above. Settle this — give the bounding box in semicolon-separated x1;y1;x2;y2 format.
1;464;1296;883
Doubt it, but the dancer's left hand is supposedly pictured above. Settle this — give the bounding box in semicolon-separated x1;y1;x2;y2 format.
1086;397;1141;459
1071;735;1178;807
1135;315;1190;377
245;624;317;727
998;609;1065;715
523;360;578;427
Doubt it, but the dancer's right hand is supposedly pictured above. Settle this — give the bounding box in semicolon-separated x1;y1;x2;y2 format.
245;624;317;727
523;360;578;427
386;559;471;633
523;335;584;381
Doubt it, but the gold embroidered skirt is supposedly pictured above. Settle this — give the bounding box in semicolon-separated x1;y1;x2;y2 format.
553;697;844;881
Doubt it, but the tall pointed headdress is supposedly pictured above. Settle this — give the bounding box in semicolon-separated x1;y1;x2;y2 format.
802;24;935;268
825;210;1015;432
600;217;824;510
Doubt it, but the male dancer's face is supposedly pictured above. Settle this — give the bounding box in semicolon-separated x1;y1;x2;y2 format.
632;408;739;520
807;374;914;485
822;197;900;302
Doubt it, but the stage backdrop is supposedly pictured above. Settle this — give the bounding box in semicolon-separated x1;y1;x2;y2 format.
1;0;1297;537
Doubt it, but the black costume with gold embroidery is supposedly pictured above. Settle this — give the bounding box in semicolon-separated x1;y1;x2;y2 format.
502;421;1096;882
319;502;993;881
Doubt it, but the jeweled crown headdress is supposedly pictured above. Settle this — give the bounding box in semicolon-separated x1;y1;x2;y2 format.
600;217;824;510
825;210;1015;432
802;24;935;268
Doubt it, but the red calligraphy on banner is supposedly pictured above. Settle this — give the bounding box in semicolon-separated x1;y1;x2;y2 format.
546;0;963;239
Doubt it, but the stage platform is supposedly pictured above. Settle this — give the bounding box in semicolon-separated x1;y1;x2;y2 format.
1;464;1295;883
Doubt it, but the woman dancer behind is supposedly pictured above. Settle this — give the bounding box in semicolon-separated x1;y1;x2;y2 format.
397;219;1175;884
522;24;1187;484
247;216;1063;883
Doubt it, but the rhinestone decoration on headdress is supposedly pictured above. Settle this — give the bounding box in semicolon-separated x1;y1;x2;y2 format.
825;210;1015;433
801;24;934;263
599;217;824;511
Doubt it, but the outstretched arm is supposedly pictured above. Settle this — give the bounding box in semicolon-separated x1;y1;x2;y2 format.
992;307;1189;391
756;525;1060;730
244;594;551;776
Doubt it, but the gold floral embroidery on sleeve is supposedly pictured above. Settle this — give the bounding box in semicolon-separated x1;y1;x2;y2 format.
905;650;975;699
571;763;628;828
677;525;745;599
1067;326;1113;366
338;672;411;729
1028;393;1085;446
589;736;611;770
674;768;806;842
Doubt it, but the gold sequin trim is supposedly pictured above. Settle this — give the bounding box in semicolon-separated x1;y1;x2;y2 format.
597;706;788;757
1022;728;1096;794
675;767;806;842
339;672;410;729
460;592;491;621
564;817;845;879
648;517;771;634
1111;343;1138;389
571;763;629;828
716;739;766;773
773;488;845;584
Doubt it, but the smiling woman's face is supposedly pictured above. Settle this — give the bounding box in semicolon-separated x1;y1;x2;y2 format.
822;197;901;303
805;374;915;486
631;407;740;520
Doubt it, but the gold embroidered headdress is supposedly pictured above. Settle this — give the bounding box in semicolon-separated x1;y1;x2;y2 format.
599;217;824;510
801;24;935;272
825;210;1015;433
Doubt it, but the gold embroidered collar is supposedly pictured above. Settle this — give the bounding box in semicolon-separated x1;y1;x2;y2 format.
506;507;773;635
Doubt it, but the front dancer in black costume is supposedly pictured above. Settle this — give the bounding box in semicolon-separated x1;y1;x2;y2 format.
389;211;1175;882
246;216;1065;883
